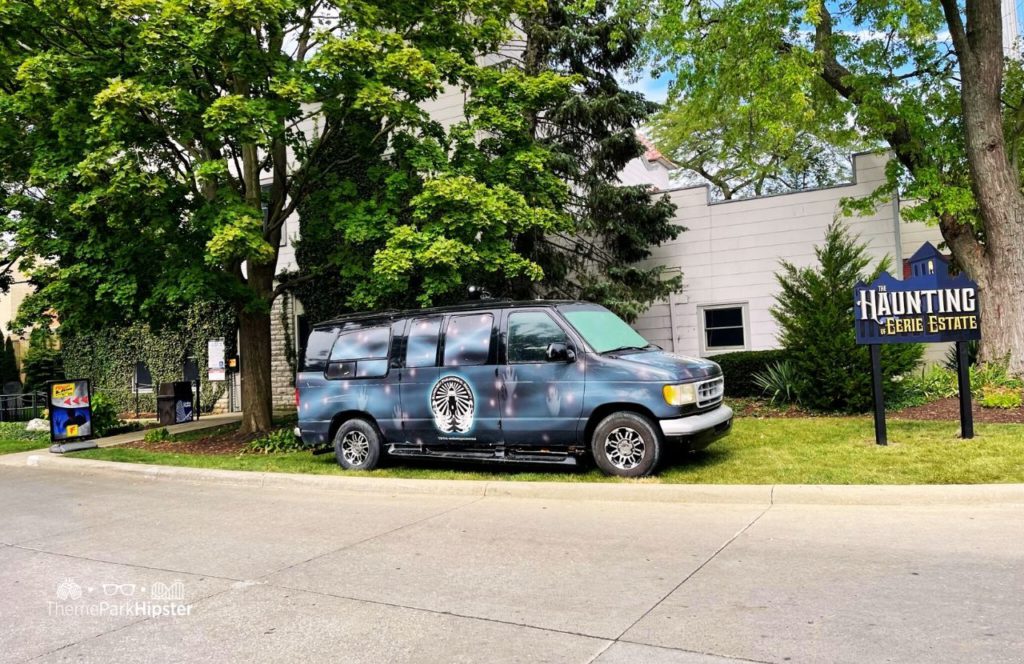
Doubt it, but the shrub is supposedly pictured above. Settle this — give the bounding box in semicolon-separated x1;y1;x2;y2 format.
943;340;979;370
144;427;171;443
710;350;789;397
245;427;304;454
771;223;923;413
752;360;800;405
900;361;1024;405
970;361;1023;394
90;393;122;437
980;387;1023;409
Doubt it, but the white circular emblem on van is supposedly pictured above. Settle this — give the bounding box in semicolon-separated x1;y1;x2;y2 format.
431;376;475;434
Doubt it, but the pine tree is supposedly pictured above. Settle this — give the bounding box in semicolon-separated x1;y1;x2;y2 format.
0;335;17;385
772;223;922;412
512;0;682;321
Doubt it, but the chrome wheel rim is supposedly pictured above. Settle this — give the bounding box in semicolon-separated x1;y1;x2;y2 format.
604;426;645;470
340;431;370;466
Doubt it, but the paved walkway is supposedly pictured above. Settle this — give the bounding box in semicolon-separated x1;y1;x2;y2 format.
1;465;1022;663
87;413;243;448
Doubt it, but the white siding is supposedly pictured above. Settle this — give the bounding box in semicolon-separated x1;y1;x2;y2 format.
633;152;946;359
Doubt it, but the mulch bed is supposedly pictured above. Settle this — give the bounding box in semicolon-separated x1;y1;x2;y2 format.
733;396;1024;423
891;397;1024;424
120;430;259;455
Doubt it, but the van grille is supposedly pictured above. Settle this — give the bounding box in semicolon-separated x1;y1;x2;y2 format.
697;377;724;408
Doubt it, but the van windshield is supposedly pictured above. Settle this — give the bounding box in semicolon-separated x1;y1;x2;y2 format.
560;306;652;354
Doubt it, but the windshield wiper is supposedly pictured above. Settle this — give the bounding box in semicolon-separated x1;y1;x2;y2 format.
600;344;654;354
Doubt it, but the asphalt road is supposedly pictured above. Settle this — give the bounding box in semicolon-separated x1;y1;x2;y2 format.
1;466;1022;664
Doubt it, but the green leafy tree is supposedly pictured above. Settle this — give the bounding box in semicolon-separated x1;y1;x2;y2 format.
633;0;1024;373
294;1;681;323
0;0;528;432
294;49;578;318
772;223;922;412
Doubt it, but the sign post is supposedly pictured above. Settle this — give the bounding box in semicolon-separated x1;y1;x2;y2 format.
869;344;887;446
956;341;974;439
854;243;980;444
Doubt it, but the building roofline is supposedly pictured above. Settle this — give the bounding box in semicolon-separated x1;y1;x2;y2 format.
656;150;888;207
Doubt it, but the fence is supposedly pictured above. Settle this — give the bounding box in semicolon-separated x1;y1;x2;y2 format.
0;392;47;422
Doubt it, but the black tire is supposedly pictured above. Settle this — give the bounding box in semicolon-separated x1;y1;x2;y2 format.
590;412;662;478
333;419;383;471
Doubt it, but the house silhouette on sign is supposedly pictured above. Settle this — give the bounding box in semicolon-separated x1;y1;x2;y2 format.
906;242;950;279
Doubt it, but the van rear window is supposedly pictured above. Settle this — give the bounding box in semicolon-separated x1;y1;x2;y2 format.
302;328;339;372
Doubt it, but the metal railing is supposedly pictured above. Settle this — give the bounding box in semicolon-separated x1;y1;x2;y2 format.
0;392;47;422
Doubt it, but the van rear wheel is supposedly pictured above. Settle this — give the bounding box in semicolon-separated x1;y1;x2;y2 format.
333;419;382;471
591;412;661;477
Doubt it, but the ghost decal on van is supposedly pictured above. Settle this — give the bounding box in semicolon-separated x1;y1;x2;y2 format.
431;375;475;433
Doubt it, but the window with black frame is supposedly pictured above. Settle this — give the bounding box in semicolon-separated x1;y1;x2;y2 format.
701;305;747;352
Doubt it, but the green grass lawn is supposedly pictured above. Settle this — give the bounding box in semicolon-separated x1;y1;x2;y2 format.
0;422;51;455
75;416;1024;484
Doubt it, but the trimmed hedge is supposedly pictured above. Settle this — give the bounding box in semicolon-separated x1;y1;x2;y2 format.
710;349;789;397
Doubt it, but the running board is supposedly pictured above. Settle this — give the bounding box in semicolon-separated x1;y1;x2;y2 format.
387;445;578;466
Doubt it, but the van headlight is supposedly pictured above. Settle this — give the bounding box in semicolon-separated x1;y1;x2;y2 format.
663;383;697;406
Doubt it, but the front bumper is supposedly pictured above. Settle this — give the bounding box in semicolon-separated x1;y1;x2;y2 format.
659;404;733;450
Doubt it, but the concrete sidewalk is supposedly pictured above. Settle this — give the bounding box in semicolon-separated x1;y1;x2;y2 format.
1;465;1022;663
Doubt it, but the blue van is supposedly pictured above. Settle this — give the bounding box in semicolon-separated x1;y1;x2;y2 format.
296;300;732;477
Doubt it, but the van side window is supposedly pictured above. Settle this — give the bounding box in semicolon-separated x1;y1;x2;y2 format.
406;318;441;368
507;311;569;363
443;314;493;366
327;326;391;379
302;328;339;372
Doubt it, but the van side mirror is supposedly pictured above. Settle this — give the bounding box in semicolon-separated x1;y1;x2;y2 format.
546;342;576;363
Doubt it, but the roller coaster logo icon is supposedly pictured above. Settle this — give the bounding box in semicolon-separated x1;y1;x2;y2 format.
430;375;475;434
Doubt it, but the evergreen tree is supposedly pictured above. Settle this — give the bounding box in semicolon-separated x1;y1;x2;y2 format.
513;0;682;321
21;328;62;391
0;335;17;385
771;223;922;412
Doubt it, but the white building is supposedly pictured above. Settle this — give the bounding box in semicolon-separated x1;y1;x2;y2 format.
631;151;945;362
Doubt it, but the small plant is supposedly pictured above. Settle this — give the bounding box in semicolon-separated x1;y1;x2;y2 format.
90;393;123;437
144;427;171;443
980;387;1023;409
245;427;304;455
943;340;979;370
752;360;800;405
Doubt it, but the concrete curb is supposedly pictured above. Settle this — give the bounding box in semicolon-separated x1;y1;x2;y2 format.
3;451;1024;505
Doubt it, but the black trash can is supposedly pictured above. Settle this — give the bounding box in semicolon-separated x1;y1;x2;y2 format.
156;382;194;426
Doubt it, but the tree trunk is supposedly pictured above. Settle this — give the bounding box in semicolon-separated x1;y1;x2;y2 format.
238;260;276;434
974;209;1024;374
949;0;1024;375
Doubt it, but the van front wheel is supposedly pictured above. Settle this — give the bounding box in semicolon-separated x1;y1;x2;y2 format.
591;412;661;477
333;419;382;471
